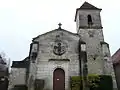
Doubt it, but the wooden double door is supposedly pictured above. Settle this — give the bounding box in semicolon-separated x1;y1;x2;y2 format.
53;68;65;90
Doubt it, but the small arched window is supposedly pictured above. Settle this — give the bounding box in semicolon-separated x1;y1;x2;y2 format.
87;15;93;25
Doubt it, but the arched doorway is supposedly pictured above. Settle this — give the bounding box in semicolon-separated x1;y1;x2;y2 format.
53;68;65;90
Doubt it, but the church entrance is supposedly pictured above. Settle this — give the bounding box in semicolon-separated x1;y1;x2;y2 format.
53;68;65;90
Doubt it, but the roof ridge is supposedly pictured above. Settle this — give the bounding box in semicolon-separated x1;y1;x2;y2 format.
79;1;101;10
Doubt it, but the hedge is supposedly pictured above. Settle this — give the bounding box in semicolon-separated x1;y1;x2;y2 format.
71;75;113;90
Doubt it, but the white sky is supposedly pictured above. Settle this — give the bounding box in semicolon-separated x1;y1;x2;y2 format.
0;0;120;61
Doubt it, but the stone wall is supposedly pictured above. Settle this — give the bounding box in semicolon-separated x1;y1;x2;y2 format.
78;28;104;74
78;28;117;89
31;30;80;90
8;68;26;90
102;43;117;89
76;10;102;31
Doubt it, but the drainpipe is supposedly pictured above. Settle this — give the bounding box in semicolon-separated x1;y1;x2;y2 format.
79;40;83;90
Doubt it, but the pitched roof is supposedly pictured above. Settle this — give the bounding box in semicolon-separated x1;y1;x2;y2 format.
11;57;30;68
79;2;101;10
112;48;120;64
75;2;102;21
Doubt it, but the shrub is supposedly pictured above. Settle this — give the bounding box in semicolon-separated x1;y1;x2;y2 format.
70;76;81;90
70;75;113;90
87;74;100;89
98;75;113;90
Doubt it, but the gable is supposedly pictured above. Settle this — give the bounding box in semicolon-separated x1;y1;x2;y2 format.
31;28;80;61
80;2;101;10
32;29;80;42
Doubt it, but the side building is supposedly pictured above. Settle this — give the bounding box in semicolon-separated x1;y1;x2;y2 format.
112;48;120;90
8;57;29;90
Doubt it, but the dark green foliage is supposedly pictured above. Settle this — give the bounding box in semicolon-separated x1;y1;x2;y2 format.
87;74;100;88
98;75;113;90
70;76;81;90
71;75;113;90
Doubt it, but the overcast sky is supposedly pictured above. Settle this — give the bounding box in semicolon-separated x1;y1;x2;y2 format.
0;0;120;61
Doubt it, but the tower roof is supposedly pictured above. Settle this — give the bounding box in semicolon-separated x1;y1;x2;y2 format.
75;2;102;21
80;2;101;10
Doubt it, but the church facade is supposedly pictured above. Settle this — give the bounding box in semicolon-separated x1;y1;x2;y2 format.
8;2;117;90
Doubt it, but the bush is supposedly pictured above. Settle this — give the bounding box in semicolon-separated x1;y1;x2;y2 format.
98;75;113;90
70;76;81;90
87;74;100;89
70;75;113;90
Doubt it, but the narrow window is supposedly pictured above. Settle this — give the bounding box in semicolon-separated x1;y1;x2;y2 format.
87;15;93;25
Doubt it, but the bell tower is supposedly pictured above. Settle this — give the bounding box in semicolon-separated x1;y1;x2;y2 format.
75;2;117;89
75;2;102;31
75;2;105;74
75;2;104;56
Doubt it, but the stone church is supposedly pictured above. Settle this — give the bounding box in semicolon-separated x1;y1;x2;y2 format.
8;2;117;90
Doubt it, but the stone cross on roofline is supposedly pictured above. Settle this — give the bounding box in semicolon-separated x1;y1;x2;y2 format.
58;23;62;29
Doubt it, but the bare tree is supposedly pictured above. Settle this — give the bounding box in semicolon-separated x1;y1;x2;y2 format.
0;52;6;65
0;52;11;71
